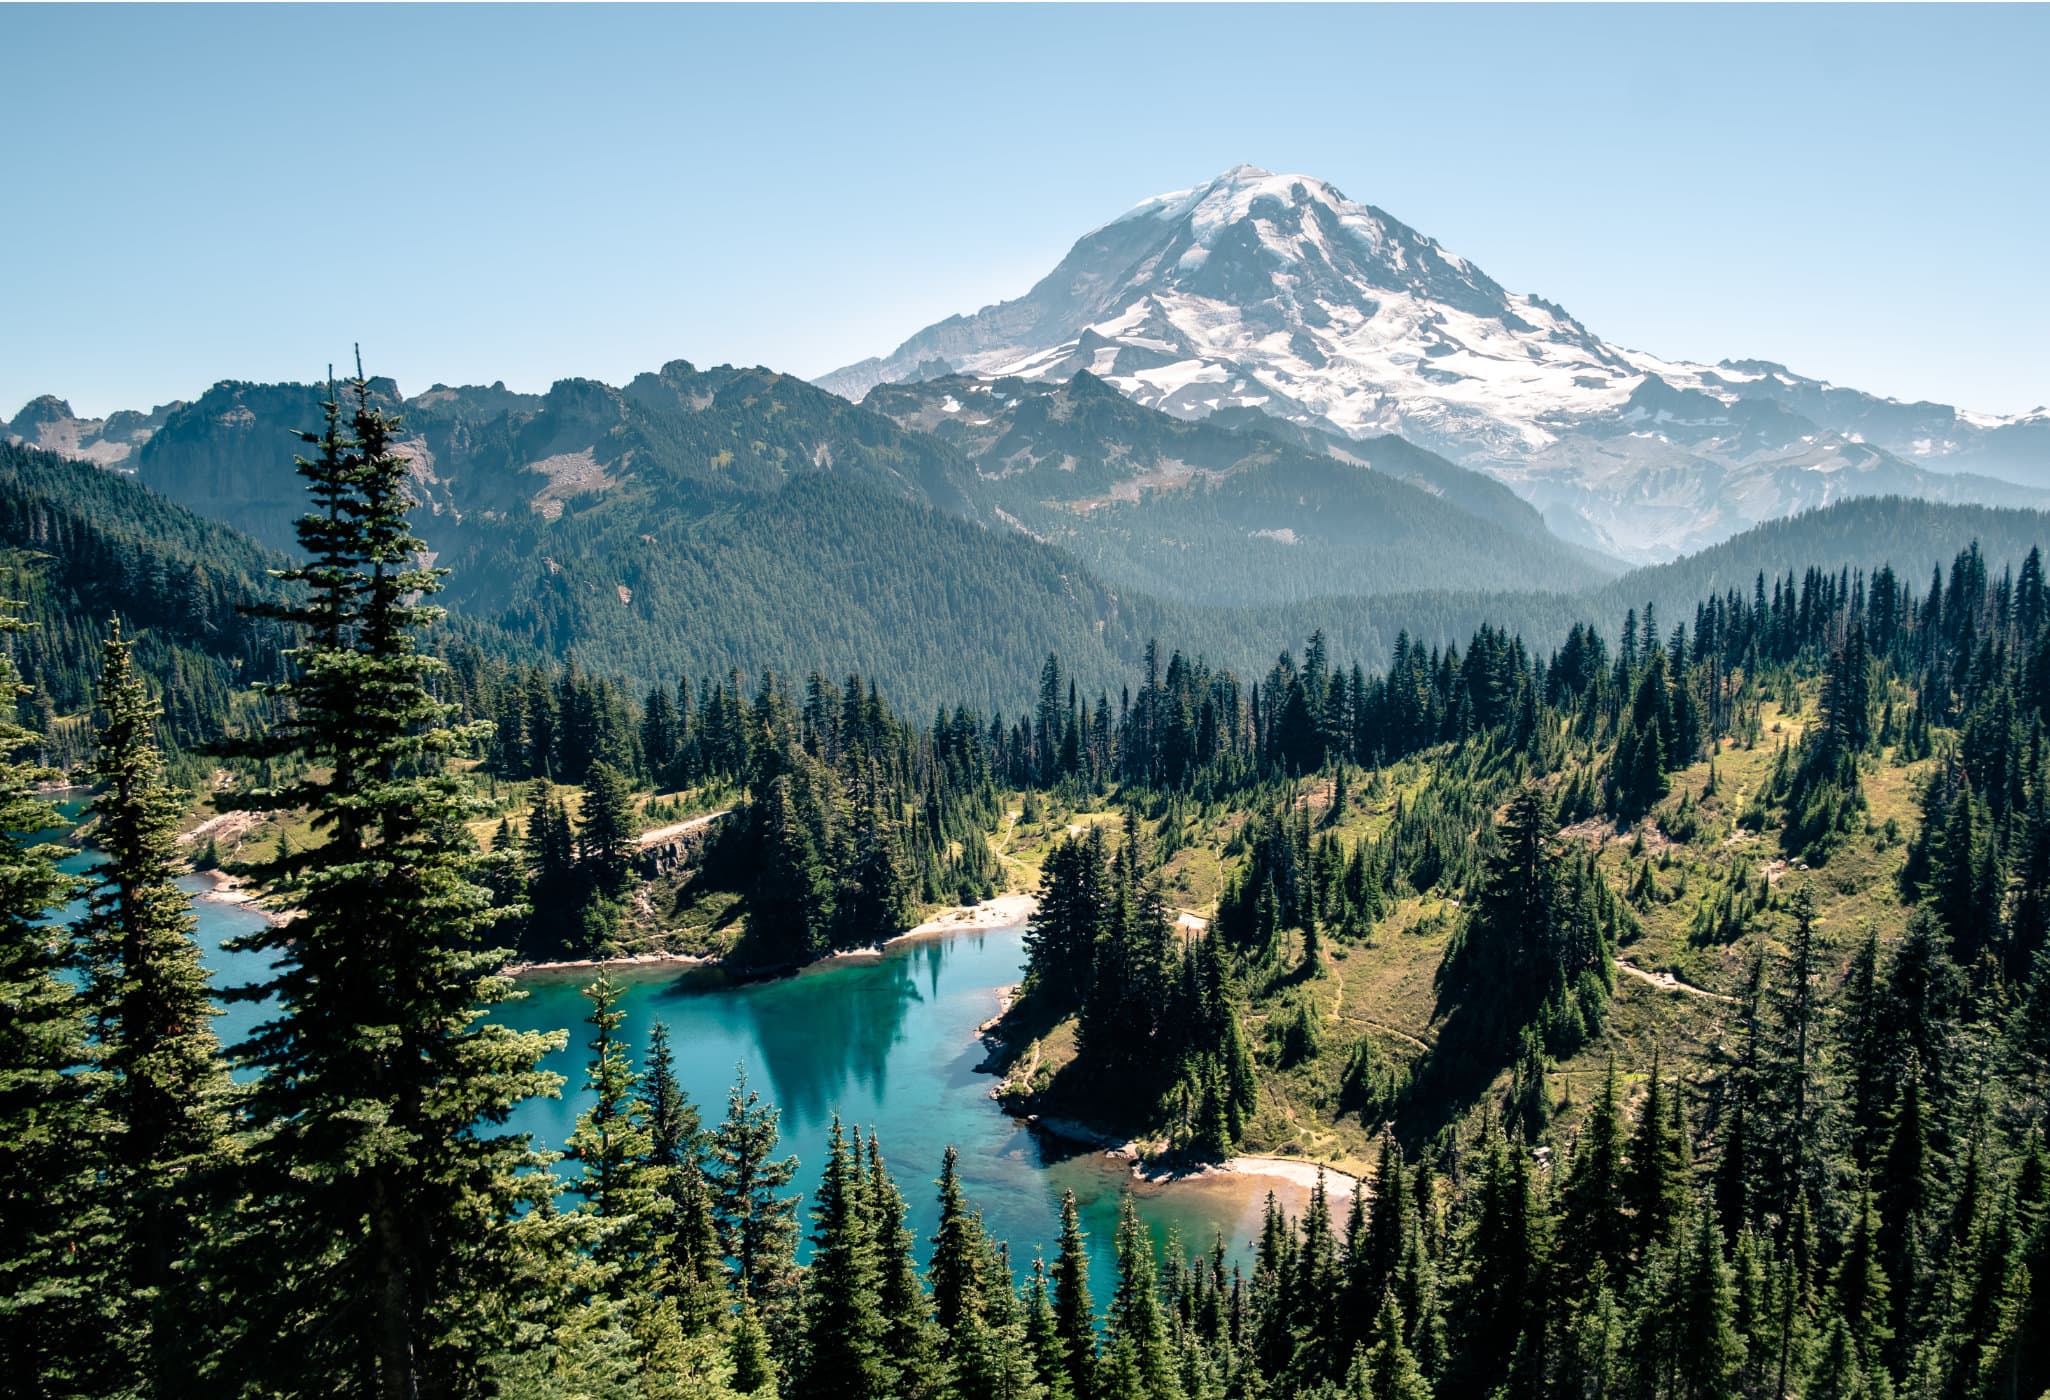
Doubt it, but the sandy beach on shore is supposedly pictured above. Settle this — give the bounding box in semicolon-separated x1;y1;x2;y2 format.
507;891;1039;978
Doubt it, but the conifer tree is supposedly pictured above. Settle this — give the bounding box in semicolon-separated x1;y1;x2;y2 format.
645;1023;725;1330
728;1289;779;1395
867;1132;948;1399
1349;1137;1408;1333
1025;1257;1074;1400
1446;1127;1543;1399
709;1068;801;1314
796;1118;895;1400
1105;1193;1182;1400
1624;1055;1689;1254
753;766;835;961
578;761;640;897
1756;889;1829;1227
1558;1269;1623;1400
0;613;93;1394
218;372;567;1397
78;622;233;1395
1360;1293;1432;1400
930;1144;988;1335
565;975;665;1290
954;1238;1047;1400
1559;1056;1630;1289
1876;1065;1930;1366
1804;1315;1871;1400
1672;1206;1745;1400
1831;1183;1891;1360
1772;1191;1820;1399
1052;1190;1099;1400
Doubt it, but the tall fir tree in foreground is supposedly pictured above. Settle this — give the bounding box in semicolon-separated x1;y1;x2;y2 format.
0;606;93;1394
220;368;565;1396
78;621;234;1396
796;1118;895;1400
1052;1189;1098;1400
646;1022;728;1332
710;1067;802;1328
564;975;715;1387
566;974;663;1277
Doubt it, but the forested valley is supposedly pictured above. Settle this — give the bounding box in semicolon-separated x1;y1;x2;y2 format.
6;370;2050;1400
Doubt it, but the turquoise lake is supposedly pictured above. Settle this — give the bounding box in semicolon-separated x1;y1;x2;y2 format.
55;810;1310;1301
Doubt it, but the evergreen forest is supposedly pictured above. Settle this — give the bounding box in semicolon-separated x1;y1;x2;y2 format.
6;368;2050;1400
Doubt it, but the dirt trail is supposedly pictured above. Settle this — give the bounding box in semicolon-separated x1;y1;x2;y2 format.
1616;958;1737;1003
1324;956;1432;1052
177;809;264;848
637;808;731;846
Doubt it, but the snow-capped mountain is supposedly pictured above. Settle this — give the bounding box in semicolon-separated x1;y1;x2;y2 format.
821;165;2049;561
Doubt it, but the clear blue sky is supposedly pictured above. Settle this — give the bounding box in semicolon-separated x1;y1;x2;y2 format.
4;3;2045;419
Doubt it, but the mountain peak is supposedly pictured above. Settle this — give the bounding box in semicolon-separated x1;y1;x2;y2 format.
1113;165;1366;249
821;163;1615;449
817;170;2048;559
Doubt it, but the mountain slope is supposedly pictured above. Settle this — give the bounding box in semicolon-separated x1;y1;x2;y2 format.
126;362;984;553
0;439;296;759
862;371;1612;605
1599;496;2050;617
5;395;180;469
19;355;1636;708
823;164;2048;561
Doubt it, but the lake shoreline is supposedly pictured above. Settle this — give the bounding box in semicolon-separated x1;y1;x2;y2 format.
1019;1112;1363;1202
504;891;1039;980
189;868;281;923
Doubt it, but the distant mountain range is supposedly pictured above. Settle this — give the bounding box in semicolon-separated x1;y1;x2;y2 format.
3;356;1611;619
821;164;2050;561
9;166;2050;704
2;361;1611;710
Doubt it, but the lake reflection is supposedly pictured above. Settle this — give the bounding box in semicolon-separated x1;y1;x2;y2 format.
87;848;1313;1303
496;925;1310;1298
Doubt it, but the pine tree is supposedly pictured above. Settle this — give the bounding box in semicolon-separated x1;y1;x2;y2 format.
709;1067;801;1312
645;1023;724;1332
1025;1256;1074;1400
1558;1270;1623;1400
1360;1293;1432;1400
579;760;639;898
1756;888;1829;1228
954;1239;1046;1400
219;371;565;1396
1105;1193;1182;1400
1804;1315;1871;1400
1446;1127;1543;1399
796;1118;895;1400
1876;1065;1929;1367
78;622;233;1395
1672;1206;1745;1400
729;1288;779;1395
1052;1190;1099;1400
1831;1183;1891;1359
930;1144;988;1335
1774;1191;1821;1399
753;766;835;962
565;975;665;1290
838;765;913;950
867;1132;948;1399
1348;1137;1408;1336
0;611;94;1394
1624;1054;1689;1254
1559;1055;1630;1289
